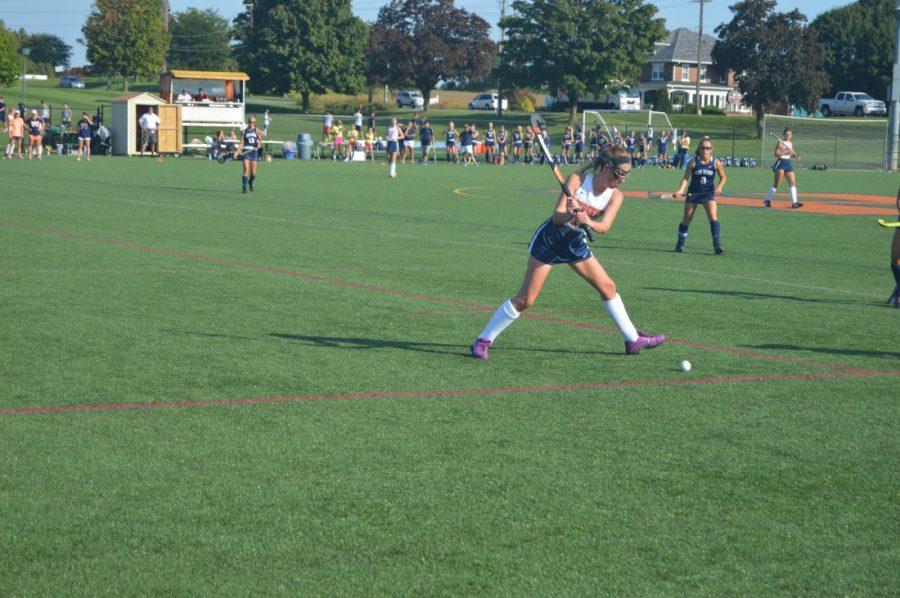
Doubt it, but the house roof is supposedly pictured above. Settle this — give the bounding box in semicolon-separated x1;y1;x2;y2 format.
111;91;166;103
651;28;716;64
165;70;250;81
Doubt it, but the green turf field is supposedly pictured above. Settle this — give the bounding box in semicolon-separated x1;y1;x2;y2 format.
1;154;897;594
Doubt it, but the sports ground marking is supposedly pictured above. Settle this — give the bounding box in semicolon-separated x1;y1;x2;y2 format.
0;181;885;299
0;219;886;376
1;370;897;416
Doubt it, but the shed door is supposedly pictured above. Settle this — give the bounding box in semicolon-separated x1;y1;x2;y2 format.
156;104;182;154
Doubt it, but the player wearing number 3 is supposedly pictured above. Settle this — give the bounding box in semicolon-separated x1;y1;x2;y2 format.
471;145;666;359
764;127;803;209
673;136;727;254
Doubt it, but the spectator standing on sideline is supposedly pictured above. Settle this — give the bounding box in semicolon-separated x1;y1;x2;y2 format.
419;118;434;164
0;97;5;132
17;102;26;118
263;109;271;136
139;106;161;158
323;111;333;141
353;106;363;133
9;110;25;159
676;130;691;169
61;103;72;130
367;111;376;134
39;100;50;125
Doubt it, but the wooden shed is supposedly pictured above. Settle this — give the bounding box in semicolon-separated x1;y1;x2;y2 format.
110;92;182;156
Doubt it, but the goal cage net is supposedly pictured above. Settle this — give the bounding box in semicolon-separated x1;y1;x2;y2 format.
761;114;889;171
582;110;674;141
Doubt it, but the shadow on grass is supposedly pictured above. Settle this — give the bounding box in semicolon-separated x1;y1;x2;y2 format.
643;286;881;306
747;343;900;360
270;332;620;358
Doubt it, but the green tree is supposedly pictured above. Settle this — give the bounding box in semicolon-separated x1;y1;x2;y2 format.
233;0;367;113
24;33;72;68
713;0;829;136
811;0;894;98
501;0;666;124
368;0;496;112
82;0;169;92
0;21;20;87
651;89;673;113
168;8;234;71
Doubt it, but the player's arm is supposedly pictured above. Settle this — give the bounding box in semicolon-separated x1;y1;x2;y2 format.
674;158;694;196
715;160;727;195
551;172;585;226
234;134;245;157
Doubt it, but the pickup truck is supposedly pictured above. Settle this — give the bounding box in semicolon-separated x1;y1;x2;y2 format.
818;92;887;117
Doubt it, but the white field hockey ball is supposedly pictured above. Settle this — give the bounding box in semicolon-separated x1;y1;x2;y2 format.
680;360;692;372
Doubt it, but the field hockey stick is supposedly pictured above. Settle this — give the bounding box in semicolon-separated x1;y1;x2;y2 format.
647;191;685;201
877;218;900;228
529;114;595;242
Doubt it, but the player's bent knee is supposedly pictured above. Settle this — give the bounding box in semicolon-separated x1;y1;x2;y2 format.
512;296;533;311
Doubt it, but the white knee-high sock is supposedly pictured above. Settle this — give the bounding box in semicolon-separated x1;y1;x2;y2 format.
478;299;520;342
603;294;639;342
765;186;776;202
790;186;798;204
389;162;396;176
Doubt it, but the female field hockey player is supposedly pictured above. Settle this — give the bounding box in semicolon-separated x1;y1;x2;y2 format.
574;127;585;163
561;126;573;164
764;127;802;208
76;112;92;161
445;121;459;163
386;117;403;178
672;136;727;254
512;125;523;163
26;110;44;159
523;126;535;163
364;127;376;164
234;115;262;193
497;124;508;164
471;145;666;359
484;122;496;164
888;188;900;308
402;120;417;164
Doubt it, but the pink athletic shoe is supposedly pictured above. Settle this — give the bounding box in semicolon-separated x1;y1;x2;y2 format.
625;331;667;355
472;338;491;360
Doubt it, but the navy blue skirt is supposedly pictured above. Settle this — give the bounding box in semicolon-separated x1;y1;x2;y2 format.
773;158;794;173
528;218;591;265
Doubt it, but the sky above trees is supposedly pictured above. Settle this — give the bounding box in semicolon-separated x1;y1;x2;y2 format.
3;0;854;67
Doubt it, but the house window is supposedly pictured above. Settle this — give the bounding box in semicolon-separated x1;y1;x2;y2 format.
699;65;707;82
719;70;728;84
681;64;690;82
652;63;664;81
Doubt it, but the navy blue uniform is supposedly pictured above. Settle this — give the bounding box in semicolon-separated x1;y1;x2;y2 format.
512;130;522;146
460;130;472;147
445;129;457;147
773;157;794;172
687;156;718;203
242;126;260;161
484;129;495;148
420;126;434;147
28;118;43;136
529;218;591;265
77;119;92;139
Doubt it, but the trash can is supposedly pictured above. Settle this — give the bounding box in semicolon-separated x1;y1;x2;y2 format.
298;133;312;160
282;141;297;159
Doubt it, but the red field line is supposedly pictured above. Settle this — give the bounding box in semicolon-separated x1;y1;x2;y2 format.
0;220;870;374
2;370;897;416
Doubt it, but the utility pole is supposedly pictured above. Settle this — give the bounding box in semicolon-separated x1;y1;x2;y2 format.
888;1;900;170
693;0;710;116
497;0;508;118
162;0;169;71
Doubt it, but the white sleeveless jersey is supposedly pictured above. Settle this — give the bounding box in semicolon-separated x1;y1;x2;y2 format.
387;125;399;141
777;139;793;158
573;173;613;215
